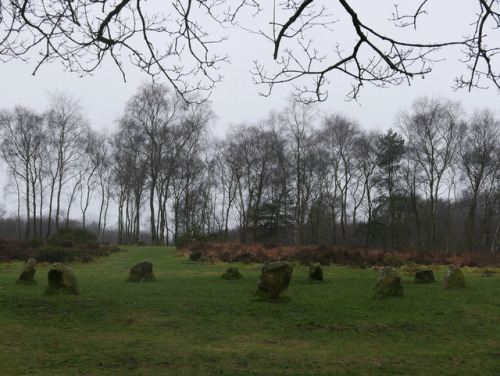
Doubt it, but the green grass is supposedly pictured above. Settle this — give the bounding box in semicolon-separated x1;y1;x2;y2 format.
0;247;499;375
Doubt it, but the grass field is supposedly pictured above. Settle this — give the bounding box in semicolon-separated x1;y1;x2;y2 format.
0;246;499;375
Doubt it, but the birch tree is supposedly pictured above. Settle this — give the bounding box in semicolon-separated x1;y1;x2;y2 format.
398;97;466;249
0;106;47;238
45;91;89;235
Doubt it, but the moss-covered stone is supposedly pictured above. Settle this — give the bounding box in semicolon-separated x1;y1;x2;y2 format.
308;263;323;281
414;269;435;284
127;260;156;282
221;267;243;280
374;266;403;299
44;263;79;295
443;264;467;289
16;258;37;285
254;261;293;299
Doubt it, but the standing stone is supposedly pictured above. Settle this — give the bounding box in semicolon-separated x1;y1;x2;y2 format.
414;269;435;284
16;258;37;285
443;264;467;289
45;263;79;295
127;260;156;282
254;261;293;299
374;266;403;299
221;267;243;280
308;263;323;281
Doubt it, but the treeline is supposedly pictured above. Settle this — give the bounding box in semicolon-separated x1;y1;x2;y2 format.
1;84;500;253
0;92;112;241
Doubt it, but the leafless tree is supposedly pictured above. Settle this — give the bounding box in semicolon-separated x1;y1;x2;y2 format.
166;99;214;243
265;113;295;245
223;124;280;242
0;106;47;238
120;83;183;245
116;82;212;245
78;128;103;229
214;139;239;242
1;1;498;101
86;129;113;241
319;113;362;245
460;109;500;252
280;99;317;245
397;96;466;249
195;153;221;236
64;159;85;227
110;124;147;245
357;131;378;245
349;134;370;245
490;165;500;253
45;91;89;235
170;125;209;242
401;151;425;249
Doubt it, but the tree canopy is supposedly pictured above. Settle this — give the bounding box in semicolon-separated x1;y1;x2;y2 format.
1;1;499;101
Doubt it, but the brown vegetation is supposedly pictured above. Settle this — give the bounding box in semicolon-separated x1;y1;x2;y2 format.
180;242;500;268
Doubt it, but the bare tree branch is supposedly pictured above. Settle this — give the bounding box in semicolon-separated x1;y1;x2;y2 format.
254;0;472;102
273;0;313;59
0;0;232;101
1;1;499;103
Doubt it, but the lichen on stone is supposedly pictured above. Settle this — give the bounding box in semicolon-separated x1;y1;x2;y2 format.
254;261;293;299
16;258;37;285
374;266;403;299
127;260;157;282
44;263;79;295
308;263;323;281
414;269;435;284
443;264;467;289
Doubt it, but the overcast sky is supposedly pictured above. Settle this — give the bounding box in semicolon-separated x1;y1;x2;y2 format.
0;2;498;145
0;1;499;137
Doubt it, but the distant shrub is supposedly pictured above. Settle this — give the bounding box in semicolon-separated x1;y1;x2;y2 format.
0;233;121;263
48;226;99;249
176;231;216;250
59;239;73;248
35;246;82;263
263;240;280;249
383;255;409;267
23;237;45;249
189;251;202;261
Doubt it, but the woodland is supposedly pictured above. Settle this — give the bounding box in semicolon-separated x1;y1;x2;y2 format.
1;1;500;252
1;85;500;254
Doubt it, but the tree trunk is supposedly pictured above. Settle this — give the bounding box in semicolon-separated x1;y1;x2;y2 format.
25;170;31;239
149;174;157;245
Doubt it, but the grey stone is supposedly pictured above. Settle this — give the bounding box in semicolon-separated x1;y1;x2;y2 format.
221;267;243;280
414;269;435;284
374;266;403;298
127;260;156;282
16;258;37;285
45;263;79;295
254;261;293;299
443;264;466;289
308;263;323;281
